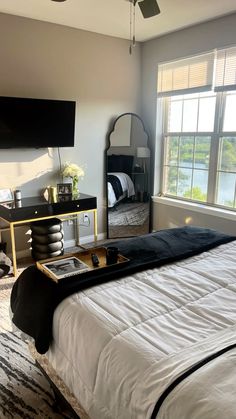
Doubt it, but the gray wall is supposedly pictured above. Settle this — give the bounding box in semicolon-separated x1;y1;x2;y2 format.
0;13;141;252
141;13;236;234
153;199;236;235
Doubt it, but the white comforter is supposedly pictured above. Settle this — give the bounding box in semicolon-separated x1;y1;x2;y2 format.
108;172;135;207
47;241;236;419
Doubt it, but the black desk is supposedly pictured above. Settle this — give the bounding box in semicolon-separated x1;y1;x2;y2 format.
0;193;97;276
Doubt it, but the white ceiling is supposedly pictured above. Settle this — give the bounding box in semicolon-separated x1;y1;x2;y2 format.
0;0;236;42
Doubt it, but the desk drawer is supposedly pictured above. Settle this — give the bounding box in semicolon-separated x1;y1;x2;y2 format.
52;196;97;215
7;205;52;222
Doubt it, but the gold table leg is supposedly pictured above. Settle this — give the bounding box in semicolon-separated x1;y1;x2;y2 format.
10;223;18;277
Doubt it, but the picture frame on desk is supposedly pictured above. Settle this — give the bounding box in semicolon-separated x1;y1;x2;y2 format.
0;188;14;203
57;183;72;196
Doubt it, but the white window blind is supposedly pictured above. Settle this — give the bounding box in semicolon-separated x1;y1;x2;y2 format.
214;46;236;91
157;52;215;97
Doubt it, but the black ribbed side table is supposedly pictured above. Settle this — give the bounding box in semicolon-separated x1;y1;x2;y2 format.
30;218;64;260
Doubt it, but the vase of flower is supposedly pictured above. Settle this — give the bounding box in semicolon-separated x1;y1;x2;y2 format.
61;163;84;197
72;175;79;195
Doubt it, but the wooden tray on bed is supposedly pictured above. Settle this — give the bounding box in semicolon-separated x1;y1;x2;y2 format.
36;247;129;283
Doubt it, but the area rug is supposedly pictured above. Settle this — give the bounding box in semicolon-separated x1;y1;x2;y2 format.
108;202;149;226
0;331;77;419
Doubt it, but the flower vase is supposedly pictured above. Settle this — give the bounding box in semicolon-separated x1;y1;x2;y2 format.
72;175;79;197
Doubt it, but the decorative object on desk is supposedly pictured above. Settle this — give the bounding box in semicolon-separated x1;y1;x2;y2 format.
14;189;21;201
57;183;72;196
14;191;21;201
43;186;57;202
0;188;13;203
61;162;84;195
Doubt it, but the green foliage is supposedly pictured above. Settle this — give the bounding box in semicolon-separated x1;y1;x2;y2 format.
220;138;236;171
167;136;211;167
183;186;207;202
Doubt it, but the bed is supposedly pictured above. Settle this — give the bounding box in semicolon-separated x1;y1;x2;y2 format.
10;226;236;419
107;155;135;207
107;171;135;207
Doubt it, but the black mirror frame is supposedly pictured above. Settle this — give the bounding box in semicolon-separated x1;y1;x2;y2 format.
105;112;151;239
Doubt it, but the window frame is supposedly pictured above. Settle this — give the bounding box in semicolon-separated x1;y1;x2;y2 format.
161;90;236;210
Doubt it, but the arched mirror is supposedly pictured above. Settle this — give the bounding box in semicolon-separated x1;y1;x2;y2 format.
106;113;151;238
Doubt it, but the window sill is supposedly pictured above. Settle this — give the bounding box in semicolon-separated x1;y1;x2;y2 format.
152;196;236;221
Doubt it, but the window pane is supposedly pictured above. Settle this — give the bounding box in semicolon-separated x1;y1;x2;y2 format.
223;92;236;132
219;137;236;172
216;172;236;208
182;99;198;132
177;168;192;197
166;136;179;165
168;100;182;132
192;170;208;202
198;96;216;131
165;166;178;194
194;137;211;169
179;137;194;167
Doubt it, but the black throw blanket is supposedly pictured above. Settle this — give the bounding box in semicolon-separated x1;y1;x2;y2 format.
10;226;236;354
107;174;123;200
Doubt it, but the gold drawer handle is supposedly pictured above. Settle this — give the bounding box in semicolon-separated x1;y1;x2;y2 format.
76;204;80;208
34;210;38;214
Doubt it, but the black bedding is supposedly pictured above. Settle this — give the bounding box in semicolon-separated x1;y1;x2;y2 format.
10;226;236;354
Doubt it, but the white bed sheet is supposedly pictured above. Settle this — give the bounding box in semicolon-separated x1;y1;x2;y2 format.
47;240;236;419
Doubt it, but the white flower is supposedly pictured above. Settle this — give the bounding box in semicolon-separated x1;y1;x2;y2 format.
62;162;84;179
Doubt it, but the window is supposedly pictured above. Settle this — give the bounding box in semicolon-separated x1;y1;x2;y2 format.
158;47;236;210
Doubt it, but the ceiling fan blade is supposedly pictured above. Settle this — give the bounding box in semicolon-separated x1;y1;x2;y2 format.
138;0;160;18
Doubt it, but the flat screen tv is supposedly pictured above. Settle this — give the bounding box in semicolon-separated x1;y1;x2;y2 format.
0;96;76;148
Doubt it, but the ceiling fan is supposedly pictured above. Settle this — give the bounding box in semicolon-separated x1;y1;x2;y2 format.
131;0;160;19
51;0;161;19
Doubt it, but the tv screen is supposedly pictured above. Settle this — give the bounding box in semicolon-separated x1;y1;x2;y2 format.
0;96;76;148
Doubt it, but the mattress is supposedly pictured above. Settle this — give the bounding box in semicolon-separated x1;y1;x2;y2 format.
47;240;236;419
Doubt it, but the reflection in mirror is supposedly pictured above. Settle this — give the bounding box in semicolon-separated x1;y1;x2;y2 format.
106;113;151;239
